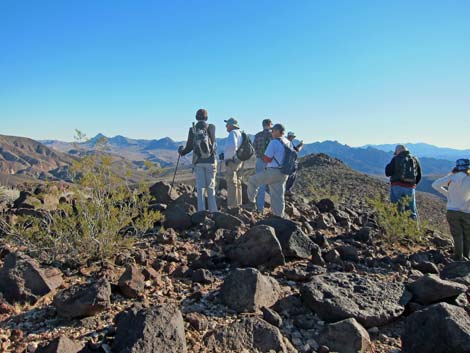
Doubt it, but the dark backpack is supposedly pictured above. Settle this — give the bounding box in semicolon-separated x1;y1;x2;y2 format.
236;131;255;161
192;122;214;160
273;138;298;175
395;153;418;184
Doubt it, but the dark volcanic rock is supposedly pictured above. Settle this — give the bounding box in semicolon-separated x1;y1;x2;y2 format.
412;260;439;274
149;181;180;205
337;245;359;262
402;303;470;353
300;272;411;328
319;318;371;353
261;306;283;327
407;274;467;305
228;225;285;269
113;304;187;353
0;252;63;304
204;317;296;353
191;268;216;284
213;212;244;230
316;198;336;213
258;218;316;259
164;204;192;231
221;268;281;313
441;261;470;286
53;278;111;318
118;265;145;299
35;336;84;353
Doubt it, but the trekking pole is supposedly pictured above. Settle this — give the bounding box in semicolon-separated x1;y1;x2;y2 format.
169;154;181;195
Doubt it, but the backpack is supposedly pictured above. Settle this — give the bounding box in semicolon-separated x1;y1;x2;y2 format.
273;138;298;175
395;153;418;184
192;122;214;160
236;131;255;161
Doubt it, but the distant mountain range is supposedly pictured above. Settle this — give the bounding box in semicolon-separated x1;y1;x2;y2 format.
364;143;470;161
1;132;463;198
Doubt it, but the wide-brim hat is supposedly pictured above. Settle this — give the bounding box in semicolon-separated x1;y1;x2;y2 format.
224;118;239;128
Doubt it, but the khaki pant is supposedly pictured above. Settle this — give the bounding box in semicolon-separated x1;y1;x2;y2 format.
446;210;470;260
194;163;218;212
247;168;288;217
225;159;243;208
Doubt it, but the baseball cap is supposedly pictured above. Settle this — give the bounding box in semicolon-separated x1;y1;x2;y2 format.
224;118;239;128
287;131;296;138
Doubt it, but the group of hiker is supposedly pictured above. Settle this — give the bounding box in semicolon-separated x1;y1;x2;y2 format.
179;108;470;261
178;109;299;218
384;144;470;261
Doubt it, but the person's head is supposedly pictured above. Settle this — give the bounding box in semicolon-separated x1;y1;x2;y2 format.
224;117;240;132
394;144;408;156
272;123;285;138
287;131;296;141
452;158;470;175
262;119;272;130
196;108;208;121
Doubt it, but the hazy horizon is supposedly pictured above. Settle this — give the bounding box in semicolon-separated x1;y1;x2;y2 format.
2;1;469;148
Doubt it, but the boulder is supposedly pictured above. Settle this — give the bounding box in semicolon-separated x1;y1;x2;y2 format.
118;265;145;299
113;304;187;353
337;245;359;262
300;272;411;328
204;317;297;353
441;261;470;286
35;336;84;353
319;318;371;353
220;268;281;313
53;278;111;318
213;212;244;230
191;268;216;284
0;252;63;304
149;181;179;204
228;225;285;269
258;218;316;259
13;191;42;209
402;303;470;353
407;274;467;305
164;204;192;231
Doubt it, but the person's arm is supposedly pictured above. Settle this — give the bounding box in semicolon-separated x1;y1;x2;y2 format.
224;131;237;159
415;158;422;184
385;158;395;177
179;128;193;156
263;140;276;164
432;174;453;196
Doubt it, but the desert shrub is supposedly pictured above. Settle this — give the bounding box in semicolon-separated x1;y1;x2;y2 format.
368;194;427;246
1;132;162;264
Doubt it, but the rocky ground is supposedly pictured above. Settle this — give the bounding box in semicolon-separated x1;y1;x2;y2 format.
0;155;469;353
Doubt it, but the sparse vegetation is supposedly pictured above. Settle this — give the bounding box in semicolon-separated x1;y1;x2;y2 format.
0;131;162;264
368;194;427;246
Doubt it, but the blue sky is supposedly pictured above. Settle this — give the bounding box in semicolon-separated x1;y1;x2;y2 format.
1;0;469;148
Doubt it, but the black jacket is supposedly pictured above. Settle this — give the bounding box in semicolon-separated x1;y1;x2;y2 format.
385;151;422;186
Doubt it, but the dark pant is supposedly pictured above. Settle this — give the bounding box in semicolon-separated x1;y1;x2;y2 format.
446;210;470;260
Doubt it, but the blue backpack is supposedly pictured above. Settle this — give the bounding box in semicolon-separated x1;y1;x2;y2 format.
273;138;298;175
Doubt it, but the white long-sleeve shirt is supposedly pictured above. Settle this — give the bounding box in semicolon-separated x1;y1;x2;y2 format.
432;172;470;213
224;129;242;160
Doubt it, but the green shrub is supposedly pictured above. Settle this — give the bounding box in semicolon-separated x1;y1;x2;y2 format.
368;194;426;246
1;131;162;264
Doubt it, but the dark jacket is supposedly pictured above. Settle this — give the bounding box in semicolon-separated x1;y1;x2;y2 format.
180;122;216;165
253;129;272;158
385;151;422;188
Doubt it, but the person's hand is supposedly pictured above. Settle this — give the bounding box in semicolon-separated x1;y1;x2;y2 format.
219;152;224;160
178;146;184;155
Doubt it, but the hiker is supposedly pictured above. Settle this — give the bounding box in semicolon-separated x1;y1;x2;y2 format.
252;119;273;213
219;118;243;208
385;144;422;220
287;131;304;152
178;108;218;212
285;131;304;193
247;123;295;217
432;159;470;261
